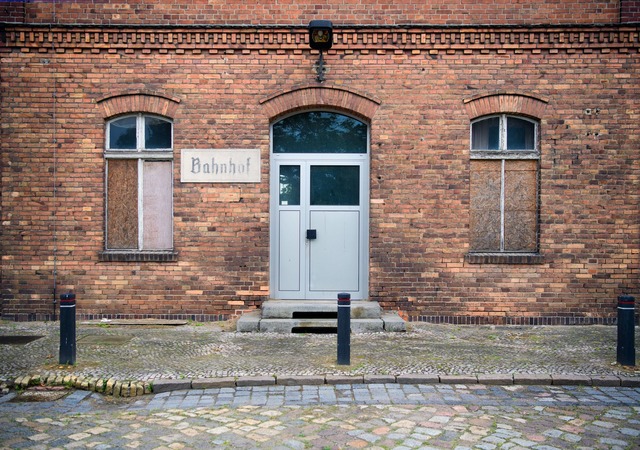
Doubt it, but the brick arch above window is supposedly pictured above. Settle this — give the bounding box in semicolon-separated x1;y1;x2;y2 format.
97;92;181;119
463;92;549;120
260;84;381;121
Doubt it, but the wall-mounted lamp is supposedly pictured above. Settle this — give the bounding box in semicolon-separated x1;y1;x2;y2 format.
308;20;333;82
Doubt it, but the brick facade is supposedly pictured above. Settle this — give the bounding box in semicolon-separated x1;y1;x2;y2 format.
1;1;639;323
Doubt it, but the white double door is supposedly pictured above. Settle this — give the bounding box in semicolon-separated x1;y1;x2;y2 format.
271;154;369;300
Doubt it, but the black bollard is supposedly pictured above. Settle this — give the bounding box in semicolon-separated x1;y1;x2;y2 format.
59;292;76;365
616;295;635;367
337;293;351;365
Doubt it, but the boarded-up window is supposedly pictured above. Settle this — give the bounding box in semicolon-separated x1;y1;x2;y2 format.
107;159;138;249
105;114;173;251
470;115;539;253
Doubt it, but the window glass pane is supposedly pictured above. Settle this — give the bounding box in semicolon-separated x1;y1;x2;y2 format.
273;112;367;153
107;159;138;249
142;161;173;249
310;166;359;206
109;116;137;149
471;117;500;150
279;165;300;206
145;117;172;149
506;117;535;150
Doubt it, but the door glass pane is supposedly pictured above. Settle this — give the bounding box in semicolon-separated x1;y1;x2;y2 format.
507;117;535;150
145;116;172;150
279;165;300;206
273;112;367;153
471;117;500;150
310;166;359;206
109;116;137;149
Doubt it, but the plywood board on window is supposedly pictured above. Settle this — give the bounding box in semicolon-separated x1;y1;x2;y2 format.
504;210;537;251
504;161;537;211
143;161;173;249
470;209;501;251
470;160;501;210
107;159;138;249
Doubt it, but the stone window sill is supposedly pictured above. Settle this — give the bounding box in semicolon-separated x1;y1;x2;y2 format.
465;253;544;265
99;251;178;262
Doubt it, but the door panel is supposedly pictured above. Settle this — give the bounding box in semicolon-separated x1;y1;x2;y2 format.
309;210;360;292
278;210;301;292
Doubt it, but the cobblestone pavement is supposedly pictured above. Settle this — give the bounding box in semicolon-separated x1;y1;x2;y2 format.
1;321;639;386
1;383;639;449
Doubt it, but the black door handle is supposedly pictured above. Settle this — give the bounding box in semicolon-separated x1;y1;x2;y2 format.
306;229;317;240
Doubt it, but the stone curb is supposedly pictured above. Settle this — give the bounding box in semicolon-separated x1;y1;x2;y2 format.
7;372;640;397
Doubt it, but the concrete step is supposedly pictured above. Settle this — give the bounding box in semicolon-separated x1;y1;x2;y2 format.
259;318;384;333
261;300;382;319
236;310;406;333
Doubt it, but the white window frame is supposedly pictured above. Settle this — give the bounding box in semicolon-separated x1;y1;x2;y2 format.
104;114;174;251
470;114;540;253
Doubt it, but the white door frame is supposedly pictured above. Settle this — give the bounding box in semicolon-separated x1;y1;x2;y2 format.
270;153;369;300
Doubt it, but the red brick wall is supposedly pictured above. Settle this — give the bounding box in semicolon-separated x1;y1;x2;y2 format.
4;0;622;26
621;0;640;22
1;22;639;323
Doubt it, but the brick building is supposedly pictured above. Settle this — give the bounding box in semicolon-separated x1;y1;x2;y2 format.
1;1;638;324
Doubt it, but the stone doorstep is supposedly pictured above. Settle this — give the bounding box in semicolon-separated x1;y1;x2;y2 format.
236;311;406;333
261;300;382;319
258;318;384;333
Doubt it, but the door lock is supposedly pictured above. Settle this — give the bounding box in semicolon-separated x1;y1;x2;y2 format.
306;229;317;240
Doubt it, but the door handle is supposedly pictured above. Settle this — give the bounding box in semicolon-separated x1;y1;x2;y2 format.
306;229;317;240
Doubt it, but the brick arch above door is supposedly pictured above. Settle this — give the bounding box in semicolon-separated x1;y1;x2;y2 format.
260;84;381;121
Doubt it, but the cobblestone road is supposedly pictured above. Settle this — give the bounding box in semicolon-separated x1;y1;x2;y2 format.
1;384;639;449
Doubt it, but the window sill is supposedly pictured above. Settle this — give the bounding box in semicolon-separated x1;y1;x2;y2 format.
465;253;544;265
99;251;178;262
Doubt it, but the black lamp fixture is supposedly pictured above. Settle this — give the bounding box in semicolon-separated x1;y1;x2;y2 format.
308;20;333;82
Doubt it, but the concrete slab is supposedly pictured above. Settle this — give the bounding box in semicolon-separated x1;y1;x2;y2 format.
261;300;382;319
439;375;478;384
513;374;552;385
551;374;592;386
350;319;384;333
620;377;640;387
397;374;439;384
364;374;397;384
236;310;261;332
258;318;384;333
236;376;276;387
382;312;406;332
152;379;192;393
325;375;364;385
259;318;336;333
81;319;188;326
277;375;325;386
477;374;514;385
191;377;237;389
591;376;621;387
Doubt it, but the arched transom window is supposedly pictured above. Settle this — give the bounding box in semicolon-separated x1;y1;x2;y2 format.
272;111;367;154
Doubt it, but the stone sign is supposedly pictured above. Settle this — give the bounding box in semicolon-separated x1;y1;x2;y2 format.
181;149;260;183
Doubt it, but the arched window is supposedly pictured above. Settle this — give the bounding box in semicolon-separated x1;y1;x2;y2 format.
104;114;173;253
469;114;540;255
272;111;367;154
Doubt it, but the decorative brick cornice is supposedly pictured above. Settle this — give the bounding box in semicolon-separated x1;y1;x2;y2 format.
2;25;638;54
